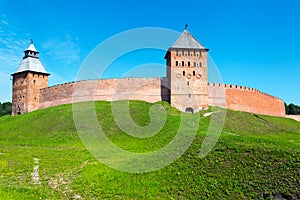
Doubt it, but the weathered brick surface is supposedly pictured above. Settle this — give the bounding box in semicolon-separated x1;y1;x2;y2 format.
165;48;209;112
12;72;48;115
208;83;285;117
208;83;226;107
38;79;285;117
39;78;169;109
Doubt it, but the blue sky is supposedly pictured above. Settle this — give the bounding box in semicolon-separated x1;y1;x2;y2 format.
0;0;299;105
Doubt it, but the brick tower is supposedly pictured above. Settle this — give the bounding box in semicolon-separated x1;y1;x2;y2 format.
11;41;50;115
165;28;209;113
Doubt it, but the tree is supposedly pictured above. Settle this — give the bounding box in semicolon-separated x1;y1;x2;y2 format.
285;103;300;115
0;102;12;117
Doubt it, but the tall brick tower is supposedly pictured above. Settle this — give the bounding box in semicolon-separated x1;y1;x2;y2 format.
165;28;209;113
11;41;50;115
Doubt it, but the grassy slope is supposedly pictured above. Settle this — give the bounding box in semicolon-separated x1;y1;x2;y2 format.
0;101;299;199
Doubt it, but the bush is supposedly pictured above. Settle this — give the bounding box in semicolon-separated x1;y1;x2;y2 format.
0;102;12;117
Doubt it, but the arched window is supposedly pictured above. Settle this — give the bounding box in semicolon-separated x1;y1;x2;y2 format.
182;61;184;66
199;62;202;67
186;107;194;114
188;62;190;67
194;62;196;67
176;61;178;66
187;81;189;86
193;71;195;76
183;71;185;76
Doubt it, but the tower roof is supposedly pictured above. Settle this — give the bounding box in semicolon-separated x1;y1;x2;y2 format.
12;42;49;75
171;29;207;50
26;43;37;52
15;57;48;74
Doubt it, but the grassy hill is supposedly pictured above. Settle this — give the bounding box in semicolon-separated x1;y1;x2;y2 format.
0;101;299;199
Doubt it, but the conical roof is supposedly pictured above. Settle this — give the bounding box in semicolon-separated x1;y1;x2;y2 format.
15;57;48;74
171;29;207;49
26;43;37;52
13;43;48;75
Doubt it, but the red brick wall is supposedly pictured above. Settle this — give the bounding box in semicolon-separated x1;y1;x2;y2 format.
208;83;226;108
39;78;169;109
208;83;285;117
39;78;285;117
166;48;209;112
12;72;48;115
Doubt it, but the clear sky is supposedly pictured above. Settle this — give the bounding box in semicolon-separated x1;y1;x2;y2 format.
0;0;299;105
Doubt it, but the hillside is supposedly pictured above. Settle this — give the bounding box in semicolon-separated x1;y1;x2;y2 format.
0;101;300;199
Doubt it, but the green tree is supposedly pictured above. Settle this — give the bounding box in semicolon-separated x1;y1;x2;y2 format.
0;102;12;117
286;103;300;115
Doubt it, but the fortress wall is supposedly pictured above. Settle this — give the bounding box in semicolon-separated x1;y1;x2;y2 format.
39;77;169;109
208;83;286;117
208;83;226;107
39;78;285;117
285;115;300;122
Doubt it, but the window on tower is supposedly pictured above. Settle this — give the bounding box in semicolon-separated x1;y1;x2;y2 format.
183;71;185;76
182;61;184;66
193;71;195;76
176;61;178;66
188;62;190;67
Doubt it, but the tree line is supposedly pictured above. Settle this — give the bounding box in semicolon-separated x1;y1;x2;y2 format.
285;103;300;115
0;102;12;117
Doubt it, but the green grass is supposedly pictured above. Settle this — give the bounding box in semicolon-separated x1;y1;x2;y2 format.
0;101;299;199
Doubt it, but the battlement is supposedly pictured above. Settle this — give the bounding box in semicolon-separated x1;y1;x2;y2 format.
208;83;283;101
42;77;168;91
38;77;170;109
208;82;285;117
